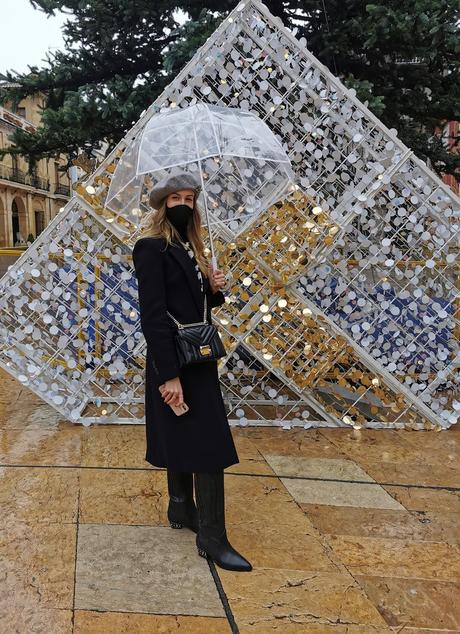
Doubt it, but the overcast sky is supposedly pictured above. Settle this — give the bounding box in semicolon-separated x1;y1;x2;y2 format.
0;0;68;75
0;0;187;76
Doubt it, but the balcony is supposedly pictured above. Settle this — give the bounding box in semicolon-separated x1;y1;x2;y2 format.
0;164;50;191
55;184;71;197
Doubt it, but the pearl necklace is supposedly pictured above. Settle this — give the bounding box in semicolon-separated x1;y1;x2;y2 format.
175;234;230;293
176;235;204;294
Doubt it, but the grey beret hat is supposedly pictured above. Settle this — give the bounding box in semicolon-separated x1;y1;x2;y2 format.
148;170;202;209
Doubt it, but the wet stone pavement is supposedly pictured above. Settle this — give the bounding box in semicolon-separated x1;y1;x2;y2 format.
0;368;459;633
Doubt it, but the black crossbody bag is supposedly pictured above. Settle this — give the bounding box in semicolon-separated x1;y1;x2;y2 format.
166;293;227;368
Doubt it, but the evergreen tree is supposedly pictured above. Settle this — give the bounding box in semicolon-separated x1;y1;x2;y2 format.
0;0;458;183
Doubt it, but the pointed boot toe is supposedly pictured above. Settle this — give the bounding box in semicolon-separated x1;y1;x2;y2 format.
196;530;252;571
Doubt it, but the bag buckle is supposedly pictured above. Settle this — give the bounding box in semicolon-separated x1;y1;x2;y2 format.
199;345;212;356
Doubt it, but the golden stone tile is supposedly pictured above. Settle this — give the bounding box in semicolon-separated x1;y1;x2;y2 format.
239;625;392;633
264;455;375;481
0;399;65;430
320;429;459;473
388;630;460;634
224;474;319;527
332;441;438;466
75;611;232;633
355;576;460;629
301;504;460;543
227;513;339;572
0;466;79;523
226;457;276;475
399;429;460;454
0;519;76;617
383;485;460;514
0;427;83;465
231;432;264;459
81;424;148;468
361;461;460;488
408;511;460;543
0;608;72;634
326;535;460;581
75;524;225;615
319;429;413;445
218;568;387;628
79;467;167;525
319;428;417;459
225;433;276;475
280;478;404;510
238;426;350;459
0;369;21;404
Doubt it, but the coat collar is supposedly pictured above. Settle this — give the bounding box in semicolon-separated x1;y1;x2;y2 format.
168;241;209;318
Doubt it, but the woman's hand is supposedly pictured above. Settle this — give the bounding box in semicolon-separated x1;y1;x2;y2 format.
209;268;227;293
159;377;183;407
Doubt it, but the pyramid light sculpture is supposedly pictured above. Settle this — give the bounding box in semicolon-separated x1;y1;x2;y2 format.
0;0;458;430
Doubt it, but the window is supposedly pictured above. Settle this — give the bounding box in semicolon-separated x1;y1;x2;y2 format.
35;210;45;236
12;199;20;243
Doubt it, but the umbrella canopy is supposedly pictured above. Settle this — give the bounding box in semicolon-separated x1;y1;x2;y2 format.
105;103;296;242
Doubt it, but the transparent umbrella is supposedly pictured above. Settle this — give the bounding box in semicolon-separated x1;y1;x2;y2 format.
105;102;296;268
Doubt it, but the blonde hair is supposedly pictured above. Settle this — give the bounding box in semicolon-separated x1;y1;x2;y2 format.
139;196;212;279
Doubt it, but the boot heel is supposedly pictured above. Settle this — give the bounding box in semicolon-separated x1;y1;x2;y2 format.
169;521;183;529
197;547;208;558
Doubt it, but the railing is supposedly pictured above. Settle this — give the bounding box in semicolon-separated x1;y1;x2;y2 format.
0;164;50;191
55;184;71;196
0;105;36;133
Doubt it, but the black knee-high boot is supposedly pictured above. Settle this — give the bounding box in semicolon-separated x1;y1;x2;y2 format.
167;470;199;533
194;469;252;572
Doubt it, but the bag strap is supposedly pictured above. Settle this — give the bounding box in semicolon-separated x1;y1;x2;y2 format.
166;293;208;330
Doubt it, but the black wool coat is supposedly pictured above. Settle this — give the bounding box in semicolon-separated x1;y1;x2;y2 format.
132;236;240;472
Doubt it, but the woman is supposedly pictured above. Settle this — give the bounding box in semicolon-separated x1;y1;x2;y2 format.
132;170;252;572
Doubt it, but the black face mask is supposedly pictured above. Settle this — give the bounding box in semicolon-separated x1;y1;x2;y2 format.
165;203;193;233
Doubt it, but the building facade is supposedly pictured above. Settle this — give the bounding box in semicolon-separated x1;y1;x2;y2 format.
0;89;71;247
438;120;459;196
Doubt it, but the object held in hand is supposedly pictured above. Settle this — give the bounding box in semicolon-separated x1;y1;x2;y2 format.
210;268;231;292
159;384;189;416
169;401;189;416
221;272;231;290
